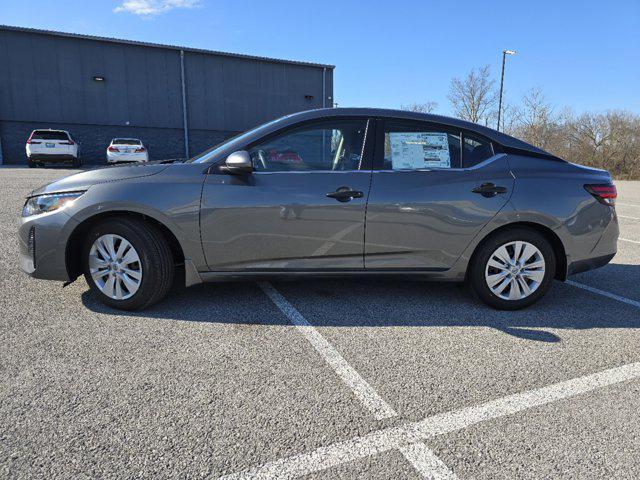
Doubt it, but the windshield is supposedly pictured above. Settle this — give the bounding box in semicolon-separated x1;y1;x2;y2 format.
188;116;289;163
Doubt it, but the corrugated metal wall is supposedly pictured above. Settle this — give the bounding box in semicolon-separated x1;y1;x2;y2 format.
0;27;333;164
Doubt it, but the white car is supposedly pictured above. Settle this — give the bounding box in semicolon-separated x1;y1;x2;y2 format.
26;129;81;168
106;138;149;164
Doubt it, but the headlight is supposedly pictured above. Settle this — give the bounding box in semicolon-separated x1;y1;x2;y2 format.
22;191;85;217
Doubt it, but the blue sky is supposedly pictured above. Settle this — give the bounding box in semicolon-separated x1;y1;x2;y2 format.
2;0;639;115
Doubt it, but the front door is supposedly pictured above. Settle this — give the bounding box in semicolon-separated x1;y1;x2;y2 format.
200;118;373;271
365;119;514;270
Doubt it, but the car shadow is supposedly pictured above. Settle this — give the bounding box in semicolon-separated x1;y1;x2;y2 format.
80;262;640;344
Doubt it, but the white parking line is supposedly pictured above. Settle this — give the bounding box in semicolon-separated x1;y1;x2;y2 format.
566;280;640;308
617;202;640;208
259;281;456;479
620;237;640;245
399;443;460;480
220;361;640;479
618;215;640;221
258;281;397;420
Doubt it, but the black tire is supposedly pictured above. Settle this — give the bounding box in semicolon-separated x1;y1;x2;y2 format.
82;218;174;310
72;156;81;168
27;158;37;168
469;227;556;310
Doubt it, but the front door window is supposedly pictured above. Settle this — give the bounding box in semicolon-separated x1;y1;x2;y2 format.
248;120;368;172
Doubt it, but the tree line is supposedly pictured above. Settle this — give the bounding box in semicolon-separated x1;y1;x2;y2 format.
401;66;640;179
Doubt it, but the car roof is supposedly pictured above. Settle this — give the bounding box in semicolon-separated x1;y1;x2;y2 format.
280;108;554;158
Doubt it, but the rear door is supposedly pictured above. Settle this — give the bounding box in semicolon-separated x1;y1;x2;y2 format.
364;119;514;270
200;117;374;271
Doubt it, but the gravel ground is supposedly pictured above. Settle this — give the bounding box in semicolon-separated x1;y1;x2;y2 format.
1;167;639;479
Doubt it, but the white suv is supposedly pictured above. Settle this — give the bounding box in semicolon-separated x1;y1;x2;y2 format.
106;138;149;164
26;129;81;168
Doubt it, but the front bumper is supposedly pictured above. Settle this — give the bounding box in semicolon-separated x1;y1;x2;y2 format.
18;209;78;282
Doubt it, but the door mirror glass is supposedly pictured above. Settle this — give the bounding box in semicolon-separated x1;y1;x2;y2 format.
224;150;253;174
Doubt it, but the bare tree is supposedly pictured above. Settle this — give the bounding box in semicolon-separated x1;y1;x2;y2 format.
510;88;558;150
400;101;438;114
448;65;497;125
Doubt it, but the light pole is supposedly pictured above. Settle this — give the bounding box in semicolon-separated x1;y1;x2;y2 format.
497;49;516;132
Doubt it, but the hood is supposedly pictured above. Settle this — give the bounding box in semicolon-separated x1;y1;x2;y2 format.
29;162;169;197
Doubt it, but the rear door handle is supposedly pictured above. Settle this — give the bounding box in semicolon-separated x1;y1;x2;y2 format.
472;183;507;198
326;186;364;202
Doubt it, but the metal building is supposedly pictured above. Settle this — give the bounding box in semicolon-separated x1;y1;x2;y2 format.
0;25;334;165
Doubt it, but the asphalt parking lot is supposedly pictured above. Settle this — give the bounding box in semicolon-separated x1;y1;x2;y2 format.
1;166;640;479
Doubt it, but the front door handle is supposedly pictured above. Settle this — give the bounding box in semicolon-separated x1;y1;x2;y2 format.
472;183;507;198
326;186;364;202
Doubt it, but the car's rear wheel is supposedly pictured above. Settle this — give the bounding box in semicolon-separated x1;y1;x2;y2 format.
82;218;174;310
27;158;37;168
469;227;556;310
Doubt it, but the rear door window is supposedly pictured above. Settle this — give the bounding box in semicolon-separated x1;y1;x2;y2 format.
32;131;69;141
383;121;461;170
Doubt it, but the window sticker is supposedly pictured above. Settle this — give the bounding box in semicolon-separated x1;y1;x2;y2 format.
389;132;451;169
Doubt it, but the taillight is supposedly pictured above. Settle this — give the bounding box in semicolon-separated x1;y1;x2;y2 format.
60;140;74;145
135;147;146;153
26;132;40;144
585;183;617;206
108;146;119;152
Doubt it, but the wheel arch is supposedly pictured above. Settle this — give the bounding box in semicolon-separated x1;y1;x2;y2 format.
466;221;567;281
65;210;185;282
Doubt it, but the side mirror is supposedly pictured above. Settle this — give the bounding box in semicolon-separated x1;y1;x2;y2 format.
223;150;253;174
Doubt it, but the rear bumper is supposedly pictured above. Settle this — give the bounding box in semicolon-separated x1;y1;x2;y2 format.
107;153;149;163
567;253;615;276
566;210;618;276
28;154;76;163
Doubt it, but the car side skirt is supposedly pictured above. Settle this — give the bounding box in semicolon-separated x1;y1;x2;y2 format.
198;268;457;283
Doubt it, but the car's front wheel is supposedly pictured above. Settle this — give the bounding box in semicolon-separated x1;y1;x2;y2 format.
469;227;556;310
82;218;174;310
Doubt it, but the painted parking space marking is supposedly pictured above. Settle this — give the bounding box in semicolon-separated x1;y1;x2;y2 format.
259;281;457;478
620;237;640;245
618;215;640;221
566;280;640;308
617;202;640;208
220;361;640;479
259;281;397;420
399;443;460;480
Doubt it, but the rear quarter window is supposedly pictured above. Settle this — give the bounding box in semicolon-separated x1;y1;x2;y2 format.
463;134;494;167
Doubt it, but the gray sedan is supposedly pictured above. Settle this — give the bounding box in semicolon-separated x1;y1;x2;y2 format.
18;108;619;310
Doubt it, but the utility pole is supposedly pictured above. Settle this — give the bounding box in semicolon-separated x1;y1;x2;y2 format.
497;49;516;132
